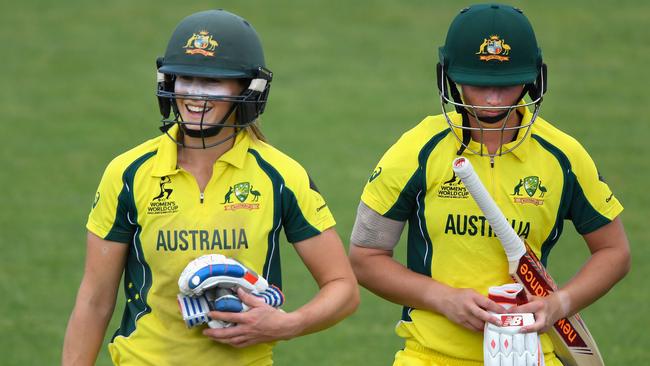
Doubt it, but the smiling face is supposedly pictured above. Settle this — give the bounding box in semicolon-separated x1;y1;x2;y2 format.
174;76;245;128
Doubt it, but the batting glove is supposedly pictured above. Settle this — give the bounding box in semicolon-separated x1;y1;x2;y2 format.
177;285;285;329
484;283;545;366
178;254;269;296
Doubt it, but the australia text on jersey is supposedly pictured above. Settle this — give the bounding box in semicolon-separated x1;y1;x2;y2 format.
444;214;531;239
156;228;249;251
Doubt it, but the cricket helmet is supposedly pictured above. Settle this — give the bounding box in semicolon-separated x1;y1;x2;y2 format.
156;9;272;148
436;4;547;156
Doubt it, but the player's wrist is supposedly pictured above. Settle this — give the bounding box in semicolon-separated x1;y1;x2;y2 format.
428;282;455;315
273;310;306;340
550;289;572;321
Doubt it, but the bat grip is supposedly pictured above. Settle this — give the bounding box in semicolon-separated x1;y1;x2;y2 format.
452;158;526;273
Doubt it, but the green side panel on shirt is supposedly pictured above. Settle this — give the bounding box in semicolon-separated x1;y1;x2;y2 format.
248;149;287;289
532;135;610;266
109;151;156;340
397;129;450;321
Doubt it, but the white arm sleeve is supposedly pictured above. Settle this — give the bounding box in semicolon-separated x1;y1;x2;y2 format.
350;201;406;250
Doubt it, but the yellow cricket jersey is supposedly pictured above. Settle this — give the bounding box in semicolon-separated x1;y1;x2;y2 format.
87;126;335;366
361;107;623;362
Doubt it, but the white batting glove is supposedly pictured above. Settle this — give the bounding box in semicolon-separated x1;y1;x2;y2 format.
178;254;269;296
484;284;545;366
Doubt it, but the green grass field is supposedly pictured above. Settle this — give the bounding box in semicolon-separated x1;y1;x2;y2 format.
1;0;648;364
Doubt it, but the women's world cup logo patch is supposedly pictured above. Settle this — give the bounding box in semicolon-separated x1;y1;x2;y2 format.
183;31;219;57
476;35;510;62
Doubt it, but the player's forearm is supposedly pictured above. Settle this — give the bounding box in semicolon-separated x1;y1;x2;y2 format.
558;244;630;317
557;218;631;317
62;300;114;365
349;245;449;313
289;275;359;337
63;272;120;366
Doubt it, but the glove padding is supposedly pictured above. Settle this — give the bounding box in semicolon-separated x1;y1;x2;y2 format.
177;254;284;329
484;284;544;366
178;284;285;329
178;254;268;296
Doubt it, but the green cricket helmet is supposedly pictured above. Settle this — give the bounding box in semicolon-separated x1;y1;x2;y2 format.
436;4;547;156
156;9;272;148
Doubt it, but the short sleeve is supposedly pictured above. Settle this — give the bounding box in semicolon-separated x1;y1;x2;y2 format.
568;144;623;234
281;170;336;243
86;160;136;244
360;137;422;221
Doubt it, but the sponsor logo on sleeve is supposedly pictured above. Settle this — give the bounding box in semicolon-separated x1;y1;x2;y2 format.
92;191;100;209
368;167;382;182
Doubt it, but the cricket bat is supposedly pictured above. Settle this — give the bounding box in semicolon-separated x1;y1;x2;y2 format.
452;157;604;366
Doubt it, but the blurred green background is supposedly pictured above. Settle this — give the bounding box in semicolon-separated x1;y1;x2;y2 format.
1;0;648;364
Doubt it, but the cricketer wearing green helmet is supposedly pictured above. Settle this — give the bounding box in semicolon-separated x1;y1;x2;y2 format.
437;3;547;156
156;9;273;149
63;9;360;366
350;3;629;366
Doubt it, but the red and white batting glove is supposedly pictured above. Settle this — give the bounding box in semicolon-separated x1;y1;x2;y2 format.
484;283;545;366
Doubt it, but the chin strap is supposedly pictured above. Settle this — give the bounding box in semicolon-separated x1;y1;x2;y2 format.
180;102;238;139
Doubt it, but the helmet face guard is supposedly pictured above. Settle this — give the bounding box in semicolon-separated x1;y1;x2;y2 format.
156;65;272;149
436;4;547;157
155;10;272;149
436;62;546;157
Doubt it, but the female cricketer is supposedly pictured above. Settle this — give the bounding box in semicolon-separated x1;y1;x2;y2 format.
63;10;358;366
349;4;630;366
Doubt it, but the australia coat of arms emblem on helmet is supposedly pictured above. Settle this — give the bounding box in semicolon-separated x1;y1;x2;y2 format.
476;35;510;62
183;30;219;57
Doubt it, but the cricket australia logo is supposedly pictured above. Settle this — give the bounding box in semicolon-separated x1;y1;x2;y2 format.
183;30;219;57
512;176;547;206
437;171;469;199
476;35;511;62
223;182;261;211
148;176;179;215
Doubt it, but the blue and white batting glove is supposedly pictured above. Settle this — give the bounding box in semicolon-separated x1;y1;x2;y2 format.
177;285;285;329
178;254;269;296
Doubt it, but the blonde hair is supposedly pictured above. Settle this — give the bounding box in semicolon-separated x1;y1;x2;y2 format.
244;120;267;142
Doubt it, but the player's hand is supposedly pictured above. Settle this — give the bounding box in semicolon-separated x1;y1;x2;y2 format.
439;287;506;332
510;292;566;333
203;288;302;348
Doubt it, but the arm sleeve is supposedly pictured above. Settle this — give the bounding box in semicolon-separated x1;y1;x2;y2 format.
281;169;336;244
86;160;136;244
567;144;623;234
350;201;406;250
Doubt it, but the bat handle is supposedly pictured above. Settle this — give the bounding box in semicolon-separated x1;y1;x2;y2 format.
508;260;519;276
452;157;527;269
